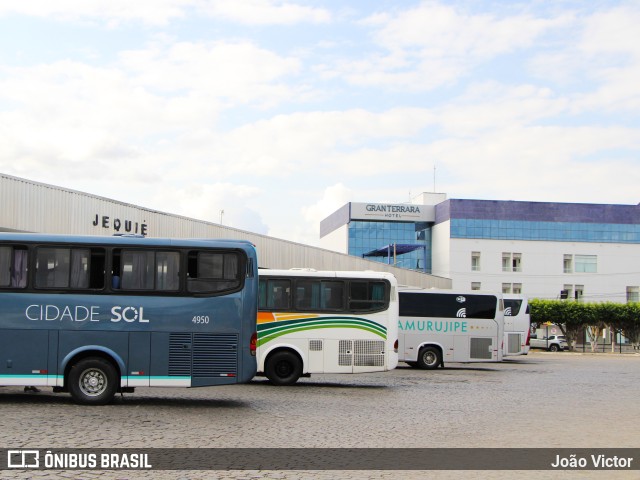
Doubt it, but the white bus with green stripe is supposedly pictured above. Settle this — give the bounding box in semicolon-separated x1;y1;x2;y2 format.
257;269;399;385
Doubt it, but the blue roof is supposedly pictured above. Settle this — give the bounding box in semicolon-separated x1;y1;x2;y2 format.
435;199;640;225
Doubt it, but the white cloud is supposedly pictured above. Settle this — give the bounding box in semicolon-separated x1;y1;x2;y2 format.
366;2;557;56
343;1;571;90
420;125;640;204
0;0;331;27
437;82;569;134
0;0;191;26
528;5;640;112
0;39;306;187
299;182;352;240
210;107;437;176
197;0;332;25
149;182;267;233
578;6;640;58
119;41;302;105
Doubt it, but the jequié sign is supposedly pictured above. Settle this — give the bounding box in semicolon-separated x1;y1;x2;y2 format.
92;214;148;236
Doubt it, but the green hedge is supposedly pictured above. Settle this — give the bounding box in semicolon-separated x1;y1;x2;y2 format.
529;299;640;346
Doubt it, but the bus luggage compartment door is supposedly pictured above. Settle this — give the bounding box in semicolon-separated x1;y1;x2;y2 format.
0;329;50;386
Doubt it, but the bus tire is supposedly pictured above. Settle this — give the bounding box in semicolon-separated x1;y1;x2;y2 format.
68;357;118;405
417;346;441;370
265;351;302;386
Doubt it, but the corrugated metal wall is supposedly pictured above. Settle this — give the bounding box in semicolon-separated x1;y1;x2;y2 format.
0;174;451;289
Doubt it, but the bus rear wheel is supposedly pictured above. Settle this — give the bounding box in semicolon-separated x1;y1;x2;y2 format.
68;357;118;405
417;346;441;370
265;351;302;386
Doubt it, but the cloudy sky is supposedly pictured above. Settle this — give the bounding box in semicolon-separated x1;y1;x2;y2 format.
1;1;638;246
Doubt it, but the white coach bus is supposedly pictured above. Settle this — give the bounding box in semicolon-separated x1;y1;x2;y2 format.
256;269;399;385
503;294;531;356
398;288;504;369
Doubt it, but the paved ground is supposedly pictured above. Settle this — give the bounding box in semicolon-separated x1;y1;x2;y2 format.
1;352;639;479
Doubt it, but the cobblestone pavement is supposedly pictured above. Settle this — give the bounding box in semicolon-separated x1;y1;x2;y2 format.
1;352;639;480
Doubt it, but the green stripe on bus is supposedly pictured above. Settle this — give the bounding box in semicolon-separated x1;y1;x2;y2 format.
258;316;386;336
257;323;386;347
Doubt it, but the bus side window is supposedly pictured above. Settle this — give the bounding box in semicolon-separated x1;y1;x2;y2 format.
116;249;179;291
34;247;102;290
111;250;121;289
349;281;387;312
187;251;243;294
321;281;344;310
262;279;290;310
0;245;28;288
295;280;318;310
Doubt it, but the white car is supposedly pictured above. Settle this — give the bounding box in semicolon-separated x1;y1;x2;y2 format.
529;334;569;352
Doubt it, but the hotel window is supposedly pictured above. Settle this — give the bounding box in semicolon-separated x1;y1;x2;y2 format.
502;253;511;272
471;252;481;271
627;286;639;303
575;285;584;300
471;282;481;291
502;252;522;272
563;254;573;273
575;255;597;273
502;283;521;294
512;253;522;272
562;284;573;299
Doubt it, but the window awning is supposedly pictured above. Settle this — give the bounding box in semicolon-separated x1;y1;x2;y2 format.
363;244;424;257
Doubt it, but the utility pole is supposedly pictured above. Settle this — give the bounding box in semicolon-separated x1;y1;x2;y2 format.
433;165;436;192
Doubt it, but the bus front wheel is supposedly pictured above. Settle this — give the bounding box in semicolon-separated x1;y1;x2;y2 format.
265;351;302;386
68;357;118;405
417;347;441;370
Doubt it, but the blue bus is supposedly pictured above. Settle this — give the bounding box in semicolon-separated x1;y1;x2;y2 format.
0;233;258;405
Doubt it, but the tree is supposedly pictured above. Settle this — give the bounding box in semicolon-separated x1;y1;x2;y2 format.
595;302;627;353
581;303;603;352
529;299;583;350
529;299;640;352
620;303;640;350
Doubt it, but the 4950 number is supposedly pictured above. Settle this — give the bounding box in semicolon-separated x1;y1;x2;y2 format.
192;316;210;324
